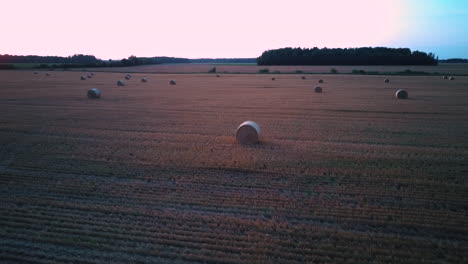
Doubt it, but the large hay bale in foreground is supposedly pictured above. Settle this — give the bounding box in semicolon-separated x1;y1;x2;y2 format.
395;89;408;99
315;86;322;93
141;78;148;82
117;80;125;86
384;79;390;83
81;76;87;80
87;88;101;99
236;121;261;145
170;80;176;85
318;79;324;83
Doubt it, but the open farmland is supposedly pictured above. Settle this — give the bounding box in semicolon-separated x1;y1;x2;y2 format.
75;63;468;75
0;71;467;263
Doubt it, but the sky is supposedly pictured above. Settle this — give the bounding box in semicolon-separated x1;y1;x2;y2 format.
1;0;467;59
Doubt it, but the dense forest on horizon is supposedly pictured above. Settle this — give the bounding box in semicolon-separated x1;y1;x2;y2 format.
257;47;438;66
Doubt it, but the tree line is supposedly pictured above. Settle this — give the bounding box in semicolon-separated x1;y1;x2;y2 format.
257;47;438;65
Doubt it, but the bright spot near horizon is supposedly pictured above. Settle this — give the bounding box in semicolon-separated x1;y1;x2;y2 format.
0;0;466;59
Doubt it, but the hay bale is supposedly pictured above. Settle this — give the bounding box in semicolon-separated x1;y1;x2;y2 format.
45;73;50;76
81;76;87;80
271;77;276;81
216;75;220;78
87;88;101;99
315;86;322;93
170;80;176;85
33;72;38;75
395;89;408;99
301;76;306;80
449;77;455;80
87;75;93;79
117;80;125;86
90;73;95;76
125;75;131;80
236;121;261;145
318;79;324;83
443;76;449;80
141;78;148;82
384;79;390;83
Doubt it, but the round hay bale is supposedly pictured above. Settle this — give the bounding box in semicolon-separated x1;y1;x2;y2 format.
33;72;38;75
170;80;176;85
318;79;324;83
301;76;306;80
125;75;131;80
314;86;322;93
45;73;50;76
449;77;455;80
87;75;93;79
443;76;449;80
395;89;408;99
271;77;276;81
141;78;148;82
236;121;261;145
80;76;87;80
384;79;390;83
216;75;220;78
90;73;95;76
87;88;101;99
117;80;125;86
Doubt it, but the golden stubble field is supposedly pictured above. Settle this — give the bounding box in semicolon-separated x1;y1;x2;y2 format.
0;70;467;263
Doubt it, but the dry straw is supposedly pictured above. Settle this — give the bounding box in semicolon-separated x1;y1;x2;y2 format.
236;121;261;145
395;89;408;99
87;88;101;99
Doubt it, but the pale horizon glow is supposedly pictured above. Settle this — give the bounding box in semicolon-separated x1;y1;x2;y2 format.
1;0;467;59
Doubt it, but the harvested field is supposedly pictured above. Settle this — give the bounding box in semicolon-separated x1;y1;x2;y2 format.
74;63;468;75
0;71;467;263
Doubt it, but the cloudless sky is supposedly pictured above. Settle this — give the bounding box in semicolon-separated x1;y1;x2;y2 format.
1;0;467;59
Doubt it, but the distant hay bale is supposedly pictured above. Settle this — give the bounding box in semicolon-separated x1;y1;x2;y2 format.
80;76;87;80
87;88;101;99
271;77;276;81
443;76;449;80
216;74;220;78
449;77;455;80
125;75;131;80
315;86;322;93
170;80;176;85
90;73;95;76
395;89;408;99
45;73;50;76
318;79;324;83
384;79;390;83
33;72;38;75
236;121;261;145
141;78;148;82
301;76;306;80
87;75;93;79
117;80;125;86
